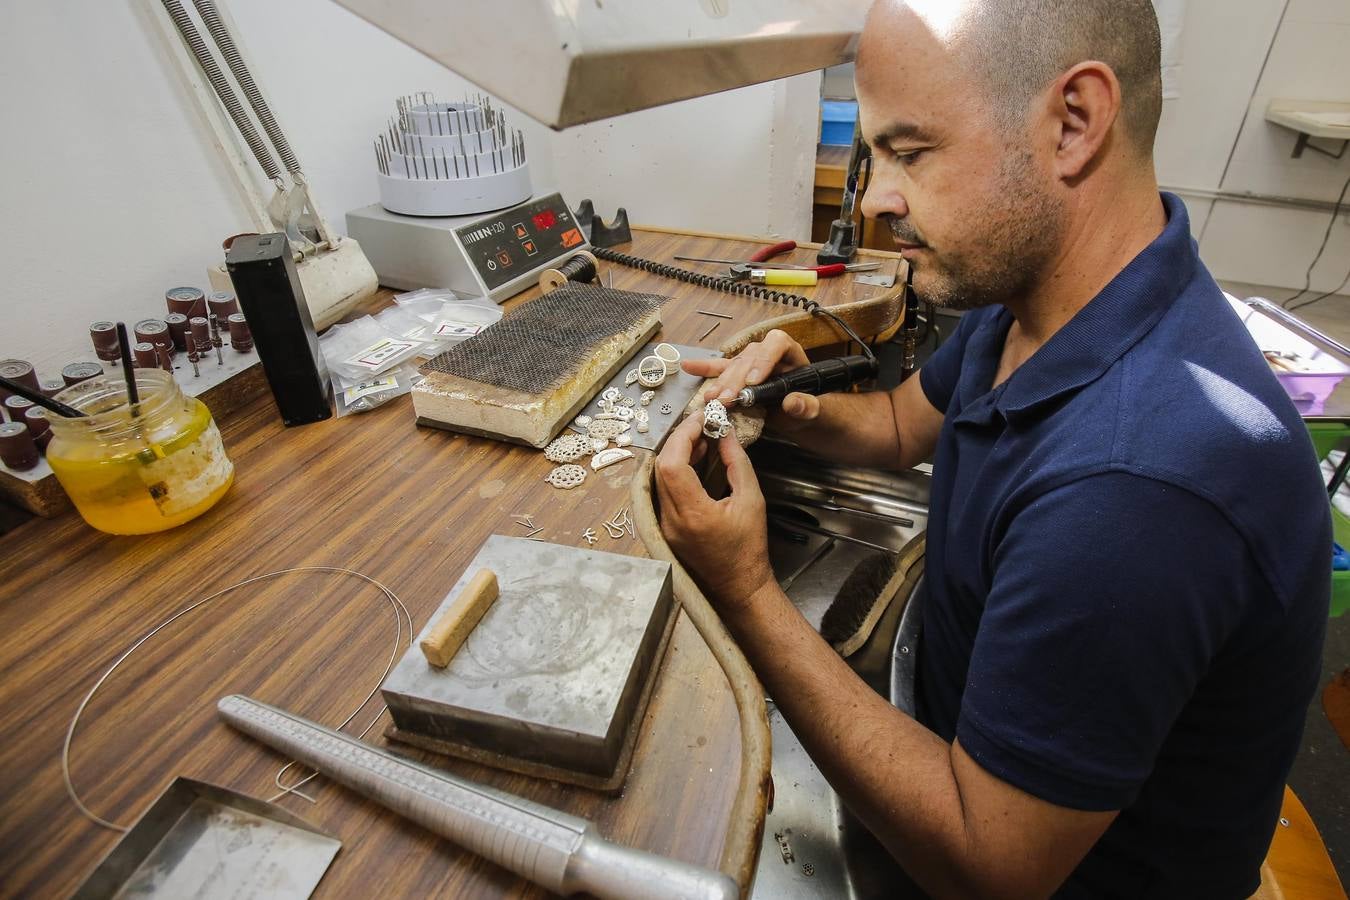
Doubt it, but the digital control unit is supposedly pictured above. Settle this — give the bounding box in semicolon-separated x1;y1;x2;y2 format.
345;191;587;303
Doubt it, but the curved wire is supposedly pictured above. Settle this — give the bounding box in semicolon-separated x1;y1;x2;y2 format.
62;566;413;832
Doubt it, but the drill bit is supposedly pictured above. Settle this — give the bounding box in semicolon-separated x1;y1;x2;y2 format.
208;313;224;365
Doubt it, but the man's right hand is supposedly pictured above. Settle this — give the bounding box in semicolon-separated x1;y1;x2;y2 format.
681;329;821;435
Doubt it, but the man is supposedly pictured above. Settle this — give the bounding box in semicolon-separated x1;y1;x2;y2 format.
655;1;1330;897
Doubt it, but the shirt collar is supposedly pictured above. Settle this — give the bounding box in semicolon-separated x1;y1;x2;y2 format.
988;192;1196;423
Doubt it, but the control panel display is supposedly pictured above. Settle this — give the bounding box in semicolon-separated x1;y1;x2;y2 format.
454;192;584;292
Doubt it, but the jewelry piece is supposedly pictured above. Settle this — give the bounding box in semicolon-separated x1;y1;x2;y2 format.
582;528;598;545
602;387;621;402
545;464;587;489
615;433;633;448
624;369;639;386
654;342;681;374
640;390;655;407
587;418;631;440
618;395;635;408
592;448;634;470
634;408;649;423
603;519;625;539
594;411;627;421
590;437;608;453
613;407;634;421
636;421;649;434
659;402;673;415
574;414;592;427
702;398;732;440
545;433;593;463
637;355;667;388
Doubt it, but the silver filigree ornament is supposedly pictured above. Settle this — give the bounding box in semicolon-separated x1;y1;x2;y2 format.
702;398;732;440
545;464;587;489
545;433;593;463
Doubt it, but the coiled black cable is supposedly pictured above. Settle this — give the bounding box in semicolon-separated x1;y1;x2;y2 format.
591;246;875;361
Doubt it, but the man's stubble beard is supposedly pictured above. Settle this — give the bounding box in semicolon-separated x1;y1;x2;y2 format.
894;149;1065;312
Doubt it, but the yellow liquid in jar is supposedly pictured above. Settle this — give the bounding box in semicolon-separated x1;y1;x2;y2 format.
47;400;234;535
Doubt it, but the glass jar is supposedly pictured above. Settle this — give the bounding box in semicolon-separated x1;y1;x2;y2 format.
46;369;234;534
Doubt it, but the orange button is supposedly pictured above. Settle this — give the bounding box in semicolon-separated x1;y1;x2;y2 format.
496;250;513;267
560;228;583;249
522;240;538;256
512;223;528;239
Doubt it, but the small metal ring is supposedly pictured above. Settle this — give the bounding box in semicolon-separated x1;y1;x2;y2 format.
655;342;681;374
637;355;667;388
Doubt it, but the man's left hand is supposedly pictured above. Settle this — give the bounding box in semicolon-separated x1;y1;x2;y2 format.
654;413;775;609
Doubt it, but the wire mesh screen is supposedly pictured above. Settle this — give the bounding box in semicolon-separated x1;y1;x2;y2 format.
420;285;665;394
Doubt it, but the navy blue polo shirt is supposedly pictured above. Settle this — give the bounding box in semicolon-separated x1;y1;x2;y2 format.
916;193;1329;898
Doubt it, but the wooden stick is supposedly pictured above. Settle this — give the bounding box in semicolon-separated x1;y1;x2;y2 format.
420;569;499;668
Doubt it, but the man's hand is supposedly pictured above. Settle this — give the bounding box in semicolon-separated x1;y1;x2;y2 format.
654;413;775;608
681;328;821;436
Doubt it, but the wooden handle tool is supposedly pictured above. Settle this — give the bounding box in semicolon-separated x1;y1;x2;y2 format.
420;568;499;668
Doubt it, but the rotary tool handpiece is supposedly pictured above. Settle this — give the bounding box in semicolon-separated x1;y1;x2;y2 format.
735;355;878;407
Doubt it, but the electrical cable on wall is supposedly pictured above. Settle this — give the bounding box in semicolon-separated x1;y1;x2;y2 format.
1283;172;1350;311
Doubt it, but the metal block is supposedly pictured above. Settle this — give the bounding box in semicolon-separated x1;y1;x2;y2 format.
381;536;673;780
72;778;339;900
573;341;722;451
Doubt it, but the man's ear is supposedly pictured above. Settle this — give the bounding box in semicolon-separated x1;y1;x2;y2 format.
1048;61;1122;180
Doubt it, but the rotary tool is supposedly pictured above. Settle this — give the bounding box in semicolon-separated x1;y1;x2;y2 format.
734;354;879;407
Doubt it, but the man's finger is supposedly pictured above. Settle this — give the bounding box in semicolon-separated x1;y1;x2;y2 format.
656;414;714;510
683;357;727;378
718;432;762;498
780;391;821;420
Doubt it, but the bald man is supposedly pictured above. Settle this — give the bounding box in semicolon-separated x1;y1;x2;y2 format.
655;1;1330;897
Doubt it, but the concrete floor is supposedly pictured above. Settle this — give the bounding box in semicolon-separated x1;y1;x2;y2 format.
1222;281;1350;888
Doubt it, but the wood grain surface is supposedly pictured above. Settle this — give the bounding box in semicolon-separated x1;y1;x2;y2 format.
0;227;903;899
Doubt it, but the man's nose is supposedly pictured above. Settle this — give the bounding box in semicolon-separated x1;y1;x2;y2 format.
860;170;909;221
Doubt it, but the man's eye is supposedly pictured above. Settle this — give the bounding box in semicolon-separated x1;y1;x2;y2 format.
897;149;926;166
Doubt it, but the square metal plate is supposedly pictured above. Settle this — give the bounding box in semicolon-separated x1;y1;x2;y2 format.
381;536;673;779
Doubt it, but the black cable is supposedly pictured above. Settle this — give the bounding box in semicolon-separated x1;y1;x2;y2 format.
1282;172;1350;310
591;246;876;361
1287;266;1350;313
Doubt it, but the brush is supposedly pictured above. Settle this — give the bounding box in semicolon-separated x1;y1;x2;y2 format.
820;534;925;657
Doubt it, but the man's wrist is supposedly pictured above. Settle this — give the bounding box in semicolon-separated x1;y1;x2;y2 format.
716;576;784;633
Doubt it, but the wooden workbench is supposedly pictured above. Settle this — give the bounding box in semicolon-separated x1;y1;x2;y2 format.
0;226;904;898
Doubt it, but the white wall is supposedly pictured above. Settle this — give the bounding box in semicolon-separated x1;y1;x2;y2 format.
1156;0;1350;293
0;0;818;379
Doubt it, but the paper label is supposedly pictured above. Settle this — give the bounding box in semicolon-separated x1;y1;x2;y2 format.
432;320;483;338
139;421;234;517
343;375;400;403
349;338;418;369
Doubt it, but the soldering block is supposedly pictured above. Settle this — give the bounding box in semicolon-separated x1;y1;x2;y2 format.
381;535;675;791
412;285;663;447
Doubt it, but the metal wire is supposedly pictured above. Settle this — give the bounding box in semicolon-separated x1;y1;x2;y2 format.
62;566;414;832
193;0;303;177
591;247;876;361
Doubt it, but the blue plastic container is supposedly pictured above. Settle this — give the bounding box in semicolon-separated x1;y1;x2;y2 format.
821;100;858;145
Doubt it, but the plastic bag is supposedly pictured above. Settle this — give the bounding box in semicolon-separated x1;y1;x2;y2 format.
332;364;423;416
389;288;503;350
319;315;429;382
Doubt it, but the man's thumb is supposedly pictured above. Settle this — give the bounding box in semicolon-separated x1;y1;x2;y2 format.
782;392;820;419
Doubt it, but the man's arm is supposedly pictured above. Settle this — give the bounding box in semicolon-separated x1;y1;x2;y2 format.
654;418;1116;899
683;329;945;471
730;577;1115;900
